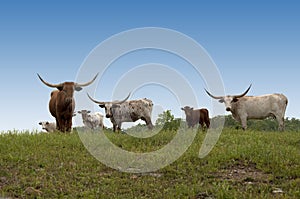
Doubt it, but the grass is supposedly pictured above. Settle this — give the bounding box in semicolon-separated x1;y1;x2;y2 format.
0;128;299;198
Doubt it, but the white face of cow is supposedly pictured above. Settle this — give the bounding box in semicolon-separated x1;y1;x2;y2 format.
78;110;91;117
39;121;50;130
87;92;131;119
218;96;239;112
205;85;251;112
38;121;56;132
100;103;120;118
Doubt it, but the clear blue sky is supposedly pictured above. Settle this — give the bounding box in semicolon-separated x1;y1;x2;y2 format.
0;0;299;131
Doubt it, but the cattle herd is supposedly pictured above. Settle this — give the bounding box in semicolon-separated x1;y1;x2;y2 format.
38;74;288;133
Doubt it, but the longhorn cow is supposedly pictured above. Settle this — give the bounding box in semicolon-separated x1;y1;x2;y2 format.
205;85;288;131
38;74;98;132
87;93;154;132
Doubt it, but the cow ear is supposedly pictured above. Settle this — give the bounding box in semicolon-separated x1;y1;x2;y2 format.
77;111;81;114
38;122;42;125
75;86;82;91
57;86;63;91
46;122;49;124
87;111;91;113
232;98;239;102
219;99;224;103
99;104;105;108
181;107;184;110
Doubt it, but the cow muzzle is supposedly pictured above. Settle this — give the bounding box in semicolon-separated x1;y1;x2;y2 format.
106;114;112;118
226;107;231;112
65;97;73;104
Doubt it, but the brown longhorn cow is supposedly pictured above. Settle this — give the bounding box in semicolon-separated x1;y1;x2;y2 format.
38;73;98;132
181;106;210;130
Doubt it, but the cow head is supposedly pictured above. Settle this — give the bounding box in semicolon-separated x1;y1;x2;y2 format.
38;121;55;131
37;73;98;102
78;110;91;115
77;110;91;118
205;85;251;112
181;106;194;117
87;93;130;118
39;121;49;127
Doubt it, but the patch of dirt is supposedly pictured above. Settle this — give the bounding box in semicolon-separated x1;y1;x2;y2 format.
214;160;271;185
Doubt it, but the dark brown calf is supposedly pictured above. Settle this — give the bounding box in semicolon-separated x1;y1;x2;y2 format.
181;106;210;130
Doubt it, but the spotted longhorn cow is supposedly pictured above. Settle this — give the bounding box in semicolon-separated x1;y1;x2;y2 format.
87;93;153;132
38;73;98;132
205;85;288;131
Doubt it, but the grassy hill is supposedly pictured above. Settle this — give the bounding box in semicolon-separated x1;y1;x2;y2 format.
0;128;299;198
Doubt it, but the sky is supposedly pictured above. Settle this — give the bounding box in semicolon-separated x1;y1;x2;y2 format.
0;0;299;131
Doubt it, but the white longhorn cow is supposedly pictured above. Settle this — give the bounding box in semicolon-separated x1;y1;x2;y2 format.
205;85;288;131
77;110;104;129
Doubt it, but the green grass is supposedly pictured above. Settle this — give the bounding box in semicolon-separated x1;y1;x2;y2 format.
0;129;299;198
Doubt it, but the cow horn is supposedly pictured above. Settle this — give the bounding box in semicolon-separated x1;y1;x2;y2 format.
112;93;131;105
87;93;106;105
75;73;99;87
205;89;223;99
37;73;63;88
233;84;252;98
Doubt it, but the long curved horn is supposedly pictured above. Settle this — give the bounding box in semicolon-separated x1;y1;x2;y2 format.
205;89;223;99
37;73;63;88
75;73;99;87
112;93;131;104
233;84;252;98
87;93;106;105
87;92;131;105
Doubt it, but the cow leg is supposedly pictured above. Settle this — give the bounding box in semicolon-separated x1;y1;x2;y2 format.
240;117;247;130
113;124;118;132
276;116;285;131
57;115;65;132
145;118;153;130
205;119;210;129
141;116;153;130
199;120;205;131
62;118;70;133
60;122;66;132
66;118;72;132
273;111;285;131
55;118;60;131
117;122;122;132
90;123;95;130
